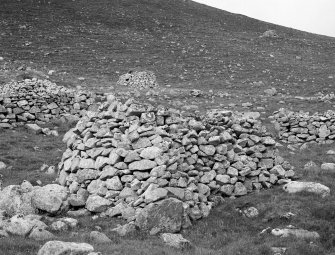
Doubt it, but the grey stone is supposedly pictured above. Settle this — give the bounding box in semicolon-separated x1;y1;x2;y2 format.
85;195;112;212
32;184;68;214
135;198;184;233
129;159;157;171
37;241;94;255
89;231;112;243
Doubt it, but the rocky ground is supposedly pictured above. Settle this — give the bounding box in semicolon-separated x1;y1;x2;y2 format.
1;0;335;254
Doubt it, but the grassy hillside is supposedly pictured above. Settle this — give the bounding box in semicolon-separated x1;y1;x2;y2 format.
1;0;334;98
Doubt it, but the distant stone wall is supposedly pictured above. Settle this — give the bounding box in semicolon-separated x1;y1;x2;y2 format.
0;78;96;128
272;108;335;144
57;98;294;231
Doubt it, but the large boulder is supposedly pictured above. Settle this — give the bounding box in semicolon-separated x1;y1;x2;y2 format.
135;198;184;233
4;214;47;236
0;185;36;216
32;184;68;214
283;181;330;198
37;241;94;255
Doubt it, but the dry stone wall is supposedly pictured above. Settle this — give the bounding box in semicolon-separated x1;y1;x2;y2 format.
57;98;294;230
272;108;335;144
0;78;95;128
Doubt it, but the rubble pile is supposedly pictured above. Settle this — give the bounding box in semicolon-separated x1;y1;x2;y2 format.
57;98;294;232
0;78;96;128
116;70;158;89
272;108;335;144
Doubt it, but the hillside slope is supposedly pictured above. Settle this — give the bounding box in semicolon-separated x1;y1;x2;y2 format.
0;0;334;98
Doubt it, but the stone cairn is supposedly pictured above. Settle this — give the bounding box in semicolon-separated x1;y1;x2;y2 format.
0;78;95;128
272;108;335;144
116;70;158;89
57;97;295;232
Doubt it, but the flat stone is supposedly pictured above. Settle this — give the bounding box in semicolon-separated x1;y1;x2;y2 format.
283;181;330;198
140;146;162;159
37;241;94;255
272;228;320;240
129;159;157;171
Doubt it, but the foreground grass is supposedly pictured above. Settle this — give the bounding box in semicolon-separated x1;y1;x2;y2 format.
0;122;71;187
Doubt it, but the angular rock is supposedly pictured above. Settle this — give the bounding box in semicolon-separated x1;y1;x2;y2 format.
135;198;184;233
143;184;168;203
111;222;136;236
85;195;112;213
129;159;157;171
161;233;192;249
32;184;68;214
89;231;112;243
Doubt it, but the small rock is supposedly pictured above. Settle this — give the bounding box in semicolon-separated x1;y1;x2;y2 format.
161;233;192;249
321;163;335;172
242;207;259;218
29;227;55;241
111;222;136;236
0;161;6;170
89;231;112;243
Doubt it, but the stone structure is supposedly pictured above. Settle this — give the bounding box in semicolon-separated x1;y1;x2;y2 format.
116;70;158;89
272;108;335;144
0;78;95;128
56;97;294;232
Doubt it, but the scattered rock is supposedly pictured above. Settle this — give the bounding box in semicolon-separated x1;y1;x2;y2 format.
89;231;112;243
161;233;192;249
283;181;330;198
111;222;136;236
37;241;94;255
321;163;335;172
272;227;320;240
